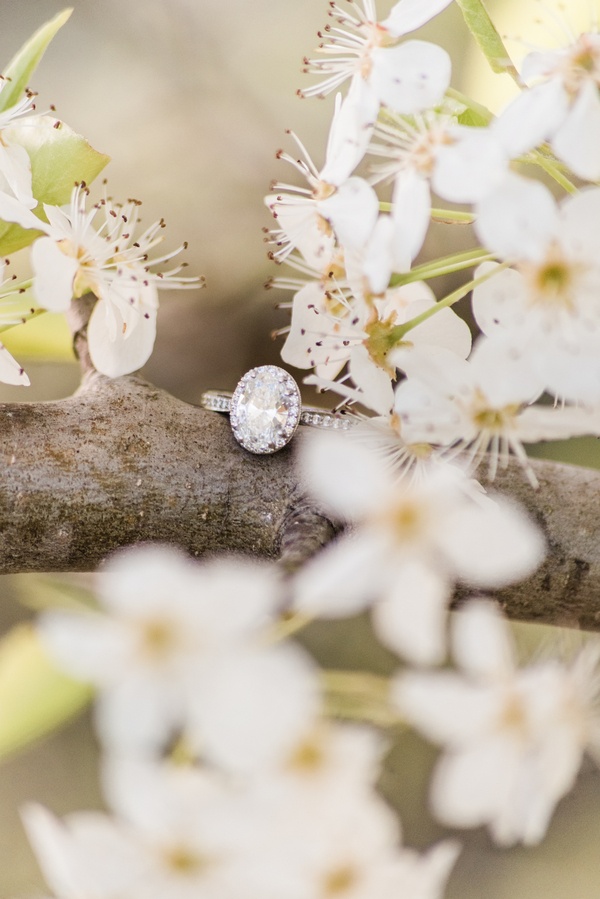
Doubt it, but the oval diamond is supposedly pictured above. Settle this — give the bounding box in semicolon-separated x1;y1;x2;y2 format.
230;365;301;454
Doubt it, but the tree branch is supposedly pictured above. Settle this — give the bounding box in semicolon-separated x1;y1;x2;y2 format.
1;296;599;632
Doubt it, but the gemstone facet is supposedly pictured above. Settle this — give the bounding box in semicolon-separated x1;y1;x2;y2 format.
230;365;301;454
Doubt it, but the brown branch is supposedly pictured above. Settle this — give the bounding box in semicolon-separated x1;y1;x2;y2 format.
1;296;599;631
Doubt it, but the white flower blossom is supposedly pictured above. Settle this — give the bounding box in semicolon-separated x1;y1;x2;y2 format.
393;339;600;485
294;436;545;664
394;600;600;845
282;279;470;416
265;130;379;268
37;545;308;762
31;184;198;378
494;31;600;179
368;111;507;241
23;759;262;899
473;178;600;403
300;0;453;133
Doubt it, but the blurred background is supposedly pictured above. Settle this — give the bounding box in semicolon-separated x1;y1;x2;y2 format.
0;0;599;895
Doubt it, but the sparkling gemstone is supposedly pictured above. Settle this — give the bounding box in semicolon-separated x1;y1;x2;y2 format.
230;365;301;454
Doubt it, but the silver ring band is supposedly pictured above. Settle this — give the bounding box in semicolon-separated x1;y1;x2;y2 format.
200;365;353;454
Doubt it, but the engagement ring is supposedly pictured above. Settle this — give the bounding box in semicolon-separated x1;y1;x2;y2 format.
200;365;353;454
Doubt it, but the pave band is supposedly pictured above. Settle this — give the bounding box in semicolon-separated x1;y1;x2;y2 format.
200;390;353;430
200;365;353;455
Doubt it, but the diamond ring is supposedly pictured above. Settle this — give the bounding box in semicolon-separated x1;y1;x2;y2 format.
200;365;353;454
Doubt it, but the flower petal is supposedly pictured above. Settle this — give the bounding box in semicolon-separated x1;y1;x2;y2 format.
88;300;157;377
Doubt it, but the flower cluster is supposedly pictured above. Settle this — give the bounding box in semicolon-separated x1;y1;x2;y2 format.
0;85;200;383
266;0;600;487
27;545;461;899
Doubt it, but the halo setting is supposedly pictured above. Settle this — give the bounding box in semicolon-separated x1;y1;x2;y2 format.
229;365;301;454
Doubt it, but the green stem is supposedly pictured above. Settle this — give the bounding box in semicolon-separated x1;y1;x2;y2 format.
265;611;314;644
389;247;496;288
430;207;475;224
380;201;474;224
526;152;577;195
322;669;402;728
391;261;509;343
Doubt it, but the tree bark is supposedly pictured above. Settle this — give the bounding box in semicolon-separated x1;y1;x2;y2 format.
1;296;599;632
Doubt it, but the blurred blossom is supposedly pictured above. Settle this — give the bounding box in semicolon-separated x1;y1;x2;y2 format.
394;600;600;845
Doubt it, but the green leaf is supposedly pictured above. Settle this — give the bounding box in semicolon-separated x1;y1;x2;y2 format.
454;0;520;81
457;106;491;127
0;9;73;113
0;116;110;256
0;624;92;763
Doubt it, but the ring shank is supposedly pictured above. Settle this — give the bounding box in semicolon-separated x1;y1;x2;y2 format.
200;390;354;431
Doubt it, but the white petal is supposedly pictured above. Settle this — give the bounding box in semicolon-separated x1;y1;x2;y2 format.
191;644;320;773
382;0;454;36
433;127;507;203
0;191;42;228
391;169;431;269
475;173;559;261
361;214;396;294
393;672;497;744
471;262;529;334
267;196;336;269
38;612;132;684
560;186;600;259
400;298;472;359
95;675;182;752
451;600;514;679
552;81;600;181
320;176;379;250
31;237;78;311
0;343;29;385
88;300;157;377
431;740;516;829
298;430;391;518
492;79;568;157
440;496;545;588
348;344;395;415
371;41;451;114
320;84;377;185
293;529;387;617
0;142;35;207
22;803;89;899
372;560;449;665
516;403;600;442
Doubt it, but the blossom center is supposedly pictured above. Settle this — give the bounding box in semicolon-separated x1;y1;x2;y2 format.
472;394;520;433
288;734;325;772
139;617;179;659
364;316;401;374
561;34;600;95
385;497;427;543
323;864;359;895
163;845;211;875
520;245;586;313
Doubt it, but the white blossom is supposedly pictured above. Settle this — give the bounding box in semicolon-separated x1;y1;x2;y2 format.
473;178;600;403
394;600;600;845
494;31;600;179
283;279;470;417
23;759;261;899
368;111;507;243
265;130;379;267
31;184;198;378
393;339;600;484
37;545;295;760
300;0;452;134
294;436;545;664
